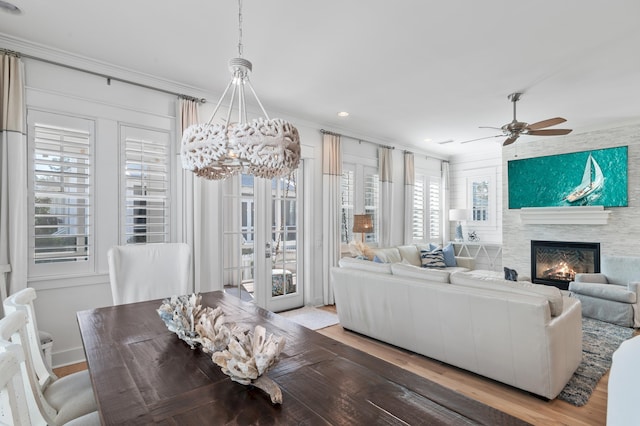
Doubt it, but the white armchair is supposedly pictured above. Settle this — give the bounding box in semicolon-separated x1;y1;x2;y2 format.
568;255;640;327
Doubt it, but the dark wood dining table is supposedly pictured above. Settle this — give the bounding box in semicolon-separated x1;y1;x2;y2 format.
77;291;529;425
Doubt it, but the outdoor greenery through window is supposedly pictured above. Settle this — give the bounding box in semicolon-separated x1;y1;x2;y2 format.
31;118;91;264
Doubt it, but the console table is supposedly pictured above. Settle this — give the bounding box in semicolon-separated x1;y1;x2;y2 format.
452;241;503;271
77;291;528;425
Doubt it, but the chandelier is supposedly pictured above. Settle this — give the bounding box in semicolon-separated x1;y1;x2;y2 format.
181;0;301;180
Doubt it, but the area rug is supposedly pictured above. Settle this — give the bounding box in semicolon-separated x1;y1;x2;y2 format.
558;317;634;406
277;306;339;330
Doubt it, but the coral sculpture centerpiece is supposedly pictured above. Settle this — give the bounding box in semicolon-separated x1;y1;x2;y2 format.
157;294;285;404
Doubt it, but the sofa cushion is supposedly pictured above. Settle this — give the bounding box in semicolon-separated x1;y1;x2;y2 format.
397;245;421;267
390;263;450;283
338;257;392;274
371;247;402;264
420;249;447;269
569;281;636;304
450;271;564;316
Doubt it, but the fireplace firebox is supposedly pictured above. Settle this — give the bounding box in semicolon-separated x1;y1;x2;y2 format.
531;240;600;290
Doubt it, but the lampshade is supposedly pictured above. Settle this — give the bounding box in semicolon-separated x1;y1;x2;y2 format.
353;214;374;233
180;0;301;180
449;209;468;222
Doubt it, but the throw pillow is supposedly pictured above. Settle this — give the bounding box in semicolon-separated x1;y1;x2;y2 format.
373;255;384;263
442;243;457;267
420;249;447;269
504;267;518;281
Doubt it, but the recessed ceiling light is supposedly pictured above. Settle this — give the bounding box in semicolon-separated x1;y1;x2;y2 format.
337;111;349;117
0;0;22;14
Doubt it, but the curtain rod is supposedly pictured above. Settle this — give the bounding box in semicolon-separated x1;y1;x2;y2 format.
1;48;206;103
320;129;394;150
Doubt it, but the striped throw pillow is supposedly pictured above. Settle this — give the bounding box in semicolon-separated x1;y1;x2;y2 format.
420;249;447;269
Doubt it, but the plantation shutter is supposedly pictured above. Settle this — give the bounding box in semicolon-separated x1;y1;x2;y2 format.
340;168;355;243
412;176;425;241
429;177;441;240
121;126;171;244
31;118;92;265
364;170;379;243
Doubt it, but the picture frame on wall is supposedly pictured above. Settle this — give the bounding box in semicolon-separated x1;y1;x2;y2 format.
507;146;628;209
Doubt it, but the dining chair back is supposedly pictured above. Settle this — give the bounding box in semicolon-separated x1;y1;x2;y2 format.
0;311;98;425
107;243;191;305
4;288;55;387
0;345;31;425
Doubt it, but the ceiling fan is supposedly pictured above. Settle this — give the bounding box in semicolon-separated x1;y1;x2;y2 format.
461;92;572;146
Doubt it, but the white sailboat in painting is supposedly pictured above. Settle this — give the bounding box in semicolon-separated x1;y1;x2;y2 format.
564;154;604;203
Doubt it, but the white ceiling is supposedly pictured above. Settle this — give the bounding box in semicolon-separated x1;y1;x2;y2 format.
1;0;639;157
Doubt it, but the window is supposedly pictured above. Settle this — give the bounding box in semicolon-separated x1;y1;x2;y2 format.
340;165;379;244
28;111;94;274
413;173;441;243
465;169;497;228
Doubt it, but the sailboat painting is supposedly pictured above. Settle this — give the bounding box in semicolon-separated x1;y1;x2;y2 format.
564;154;604;203
508;146;628;209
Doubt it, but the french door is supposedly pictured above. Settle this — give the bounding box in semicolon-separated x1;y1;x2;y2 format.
222;167;303;312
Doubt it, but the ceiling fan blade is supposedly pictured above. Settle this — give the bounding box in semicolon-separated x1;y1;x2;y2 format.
527;129;573;136
503;135;519;146
459;135;503;144
527;117;566;130
478;126;502;130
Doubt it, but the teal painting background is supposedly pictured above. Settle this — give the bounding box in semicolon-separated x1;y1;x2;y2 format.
508;146;628;208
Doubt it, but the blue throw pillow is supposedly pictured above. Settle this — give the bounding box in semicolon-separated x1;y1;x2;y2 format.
373;255;383;263
442;243;457;267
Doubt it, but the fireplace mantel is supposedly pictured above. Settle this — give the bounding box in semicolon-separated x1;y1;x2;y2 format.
517;206;611;225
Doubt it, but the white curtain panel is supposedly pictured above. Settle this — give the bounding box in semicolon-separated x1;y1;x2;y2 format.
403;152;415;244
442;160;451;244
179;99;224;293
378;147;393;247
0;52;27;298
179;99;198;293
322;133;342;305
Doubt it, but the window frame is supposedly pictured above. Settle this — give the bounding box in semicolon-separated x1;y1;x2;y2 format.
464;168;497;229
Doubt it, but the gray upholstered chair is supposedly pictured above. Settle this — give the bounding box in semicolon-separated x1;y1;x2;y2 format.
568;255;640;327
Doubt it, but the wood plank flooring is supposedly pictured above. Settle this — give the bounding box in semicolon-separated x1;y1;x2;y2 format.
316;305;606;426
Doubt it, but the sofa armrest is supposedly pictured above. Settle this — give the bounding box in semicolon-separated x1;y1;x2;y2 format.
569;281;636;304
455;256;475;270
574;273;609;284
628;282;640;328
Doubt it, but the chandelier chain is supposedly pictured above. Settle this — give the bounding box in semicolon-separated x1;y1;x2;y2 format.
237;0;243;57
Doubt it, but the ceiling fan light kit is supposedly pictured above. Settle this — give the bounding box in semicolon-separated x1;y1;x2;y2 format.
180;0;301;180
461;92;572;146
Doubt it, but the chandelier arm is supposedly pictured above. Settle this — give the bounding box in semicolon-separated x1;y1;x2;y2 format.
238;78;246;124
245;80;271;120
206;78;235;126
225;81;239;128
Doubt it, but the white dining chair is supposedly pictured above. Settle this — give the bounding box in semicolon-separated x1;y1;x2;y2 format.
0;345;31;425
107;242;191;305
0;311;99;425
2;266;55;372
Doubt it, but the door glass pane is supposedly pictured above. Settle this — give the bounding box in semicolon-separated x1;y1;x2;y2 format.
222;174;255;302
271;172;298;298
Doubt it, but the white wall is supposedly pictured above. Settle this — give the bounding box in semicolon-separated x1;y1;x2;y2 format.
502;124;640;277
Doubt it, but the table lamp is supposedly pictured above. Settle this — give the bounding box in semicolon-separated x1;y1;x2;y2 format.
449;209;468;242
353;214;373;242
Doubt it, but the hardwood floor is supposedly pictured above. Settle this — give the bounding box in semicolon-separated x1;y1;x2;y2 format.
56;305;610;425
316;305;606;426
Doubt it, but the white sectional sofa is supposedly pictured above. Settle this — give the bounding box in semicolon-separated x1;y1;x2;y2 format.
331;259;583;399
369;243;475;271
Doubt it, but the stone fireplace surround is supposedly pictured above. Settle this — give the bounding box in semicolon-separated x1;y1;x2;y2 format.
501;124;640;276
